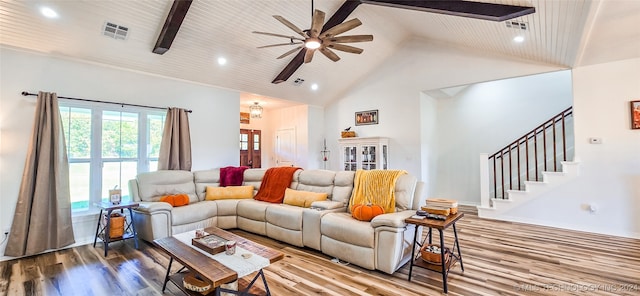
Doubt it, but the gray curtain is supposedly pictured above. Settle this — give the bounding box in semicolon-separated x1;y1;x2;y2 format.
158;107;192;171
5;92;75;257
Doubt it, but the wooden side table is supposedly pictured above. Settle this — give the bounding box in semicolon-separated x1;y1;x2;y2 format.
93;201;139;256
405;212;464;294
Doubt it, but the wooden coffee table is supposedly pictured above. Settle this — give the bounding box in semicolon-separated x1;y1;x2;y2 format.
154;227;284;296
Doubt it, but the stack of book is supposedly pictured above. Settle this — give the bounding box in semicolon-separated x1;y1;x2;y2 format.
422;198;459;216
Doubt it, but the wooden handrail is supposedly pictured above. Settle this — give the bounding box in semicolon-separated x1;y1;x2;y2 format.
490;107;573;159
488;106;573;199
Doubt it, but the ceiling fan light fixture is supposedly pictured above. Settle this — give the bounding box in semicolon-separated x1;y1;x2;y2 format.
513;36;525;43
249;102;263;118
304;38;322;49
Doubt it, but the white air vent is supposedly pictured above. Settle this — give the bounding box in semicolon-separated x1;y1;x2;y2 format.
505;21;528;30
103;21;129;40
293;78;305;86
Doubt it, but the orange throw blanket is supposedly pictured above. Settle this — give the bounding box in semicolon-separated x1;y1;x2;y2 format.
253;167;301;203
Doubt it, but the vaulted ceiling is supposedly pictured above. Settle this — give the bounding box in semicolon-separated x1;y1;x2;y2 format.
1;0;638;108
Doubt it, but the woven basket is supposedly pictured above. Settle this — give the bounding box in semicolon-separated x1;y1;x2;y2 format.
102;213;125;238
420;244;450;264
183;272;212;295
341;131;356;138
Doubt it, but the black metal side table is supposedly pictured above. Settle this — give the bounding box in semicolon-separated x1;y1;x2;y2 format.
405;212;465;293
93;201;139;256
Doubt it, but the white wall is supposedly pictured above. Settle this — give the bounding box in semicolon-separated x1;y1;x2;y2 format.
307;105;326;170
420;93;439;198
325;38;565;179
0;47;241;255
431;71;573;204
504;58;640;238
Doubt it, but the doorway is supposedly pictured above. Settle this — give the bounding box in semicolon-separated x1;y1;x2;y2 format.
240;129;261;168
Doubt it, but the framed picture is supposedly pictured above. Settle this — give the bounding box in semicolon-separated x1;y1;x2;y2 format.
355;109;379;126
240;112;250;124
632;100;640;130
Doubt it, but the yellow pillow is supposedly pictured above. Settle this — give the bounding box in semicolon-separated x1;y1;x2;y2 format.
205;186;254;200
283;188;328;208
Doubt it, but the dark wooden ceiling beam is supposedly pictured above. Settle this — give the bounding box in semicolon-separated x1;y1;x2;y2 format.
153;0;193;55
272;0;363;84
361;0;535;22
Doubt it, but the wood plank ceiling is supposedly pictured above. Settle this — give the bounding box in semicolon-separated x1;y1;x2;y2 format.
0;0;636;106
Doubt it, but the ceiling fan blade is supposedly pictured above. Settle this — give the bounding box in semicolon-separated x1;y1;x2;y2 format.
319;47;340;62
277;46;304;59
309;9;326;38
326;43;363;54
320;18;362;38
326;35;373;43
252;31;305;41
304;48;315;63
273;15;308;38
257;42;303;49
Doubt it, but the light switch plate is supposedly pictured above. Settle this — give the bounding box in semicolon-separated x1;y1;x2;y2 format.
589;137;602;144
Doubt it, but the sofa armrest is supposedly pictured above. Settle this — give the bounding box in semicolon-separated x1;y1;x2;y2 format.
310;200;345;211
370;210;415;228
133;201;173;214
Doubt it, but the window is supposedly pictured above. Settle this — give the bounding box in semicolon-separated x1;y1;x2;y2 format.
60;102;165;212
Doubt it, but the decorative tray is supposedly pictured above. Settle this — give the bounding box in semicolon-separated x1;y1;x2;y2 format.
192;234;227;255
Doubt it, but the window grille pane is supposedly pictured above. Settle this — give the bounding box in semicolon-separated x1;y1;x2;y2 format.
60;107;92;159
102;161;137;203
148;114;165;158
149;160;158;172
102;111;138;158
69;162;90;210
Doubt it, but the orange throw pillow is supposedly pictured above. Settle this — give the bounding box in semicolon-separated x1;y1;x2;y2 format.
160;194;190;207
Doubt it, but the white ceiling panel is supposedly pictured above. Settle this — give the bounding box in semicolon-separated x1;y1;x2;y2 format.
0;0;637;106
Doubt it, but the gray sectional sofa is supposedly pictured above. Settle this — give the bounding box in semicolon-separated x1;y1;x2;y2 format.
128;168;424;274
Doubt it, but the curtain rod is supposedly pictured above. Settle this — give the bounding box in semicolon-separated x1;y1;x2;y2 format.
20;91;192;113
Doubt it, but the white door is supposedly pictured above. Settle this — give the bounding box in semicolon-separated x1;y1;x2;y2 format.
276;128;296;167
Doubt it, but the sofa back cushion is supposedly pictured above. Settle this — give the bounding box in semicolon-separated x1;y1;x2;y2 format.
136;170;197;203
295;170;335;198
243;169;267;194
193;169;221;201
394;174;418;210
333;171;355;203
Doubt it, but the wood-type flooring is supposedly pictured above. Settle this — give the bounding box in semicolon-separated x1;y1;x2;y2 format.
1;207;638;296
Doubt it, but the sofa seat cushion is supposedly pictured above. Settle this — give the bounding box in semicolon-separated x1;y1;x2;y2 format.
215;199;242;216
266;205;304;231
171;201;217;226
237;200;270;221
321;212;374;248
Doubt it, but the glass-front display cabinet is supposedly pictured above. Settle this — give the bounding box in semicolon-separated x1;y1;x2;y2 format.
338;137;389;171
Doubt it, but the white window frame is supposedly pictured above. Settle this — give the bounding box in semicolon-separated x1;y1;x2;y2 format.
59;99;165;214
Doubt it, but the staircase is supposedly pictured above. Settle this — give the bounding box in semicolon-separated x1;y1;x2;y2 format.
477;107;578;218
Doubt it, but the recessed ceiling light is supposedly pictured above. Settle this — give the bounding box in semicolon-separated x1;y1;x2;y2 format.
513;36;524;43
311;83;318;91
217;57;227;65
40;7;58;18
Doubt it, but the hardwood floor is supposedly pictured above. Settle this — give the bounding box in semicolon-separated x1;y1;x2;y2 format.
1;208;639;296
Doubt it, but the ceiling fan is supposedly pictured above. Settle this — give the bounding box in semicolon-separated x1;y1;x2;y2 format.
252;5;373;64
